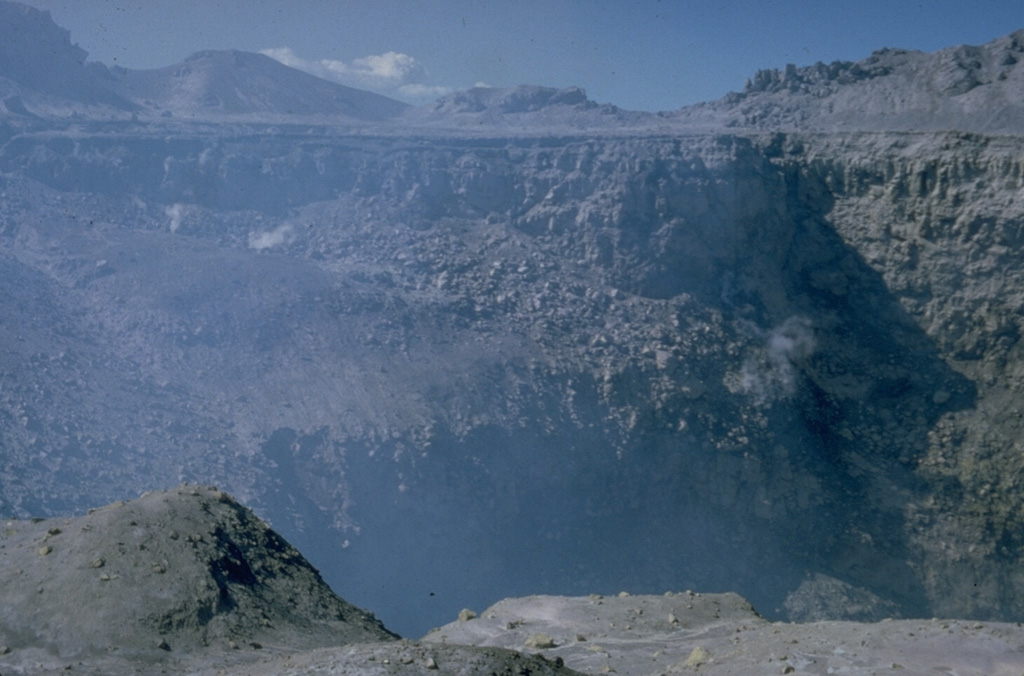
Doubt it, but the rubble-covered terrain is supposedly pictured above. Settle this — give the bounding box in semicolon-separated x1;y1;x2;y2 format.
4;0;1024;647
426;592;1024;676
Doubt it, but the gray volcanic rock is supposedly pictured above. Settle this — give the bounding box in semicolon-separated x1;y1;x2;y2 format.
430;85;597;114
0;125;1021;635
0;485;396;671
397;84;663;134
213;641;587;676
675;29;1024;133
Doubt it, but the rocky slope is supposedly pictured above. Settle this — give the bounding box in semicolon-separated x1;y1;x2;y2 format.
3;0;1024;641
2;125;1017;634
0;486;395;658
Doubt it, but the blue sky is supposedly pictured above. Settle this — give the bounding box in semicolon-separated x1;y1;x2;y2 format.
21;0;1024;111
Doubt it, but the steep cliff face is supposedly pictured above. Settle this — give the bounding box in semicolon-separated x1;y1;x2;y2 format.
3;124;1024;633
783;132;1024;618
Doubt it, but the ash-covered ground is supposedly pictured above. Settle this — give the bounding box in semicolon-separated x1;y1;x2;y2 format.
1;487;1021;675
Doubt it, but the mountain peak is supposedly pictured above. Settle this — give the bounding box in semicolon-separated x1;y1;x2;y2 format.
109;48;410;120
0;3;409;122
0;1;85;80
397;83;661;132
0;0;129;109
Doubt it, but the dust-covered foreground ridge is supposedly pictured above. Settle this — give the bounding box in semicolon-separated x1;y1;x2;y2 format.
1;487;1022;676
426;593;1024;676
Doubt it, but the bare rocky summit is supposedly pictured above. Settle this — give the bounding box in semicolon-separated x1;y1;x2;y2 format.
0;485;397;672
675;28;1024;133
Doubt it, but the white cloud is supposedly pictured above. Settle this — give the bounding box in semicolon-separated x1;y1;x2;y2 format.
260;47;451;103
348;52;422;84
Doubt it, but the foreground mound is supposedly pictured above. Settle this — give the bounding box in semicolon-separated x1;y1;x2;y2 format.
425;593;1024;676
0;484;396;662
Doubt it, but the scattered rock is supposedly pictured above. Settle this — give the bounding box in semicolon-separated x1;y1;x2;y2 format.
684;646;711;668
525;633;557;649
784;573;902;622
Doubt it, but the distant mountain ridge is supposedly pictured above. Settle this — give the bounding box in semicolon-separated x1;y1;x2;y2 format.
676;28;1024;133
107;50;410;120
0;0;408;122
4;0;1024;131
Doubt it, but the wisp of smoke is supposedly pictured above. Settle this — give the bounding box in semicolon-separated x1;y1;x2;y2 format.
248;223;294;250
165;203;187;233
733;316;815;402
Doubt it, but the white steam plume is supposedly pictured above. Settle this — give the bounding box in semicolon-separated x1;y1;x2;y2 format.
729;316;815;403
248;223;294;250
